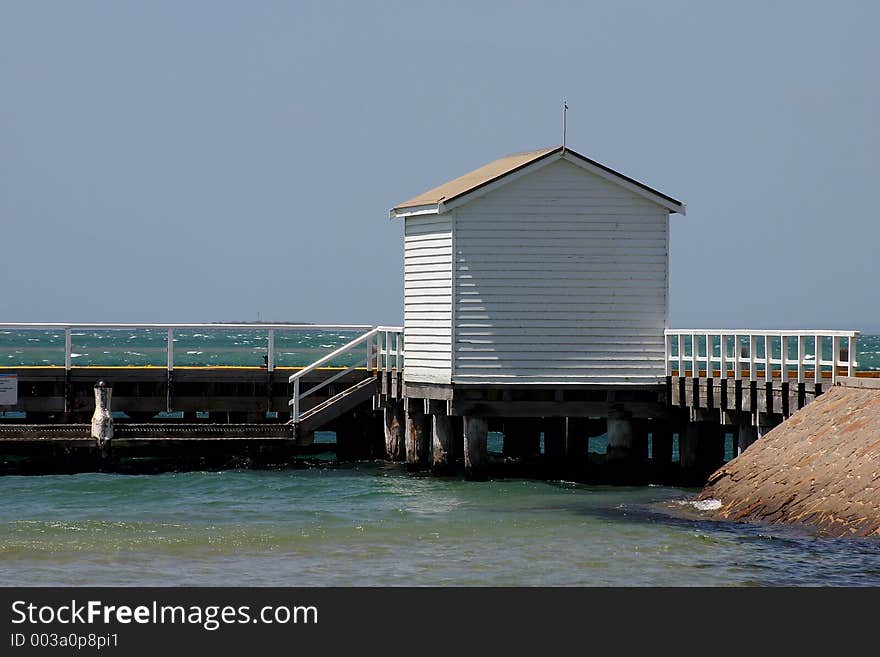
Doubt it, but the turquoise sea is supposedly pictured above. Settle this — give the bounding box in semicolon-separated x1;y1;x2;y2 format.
0;330;879;586
1;328;878;370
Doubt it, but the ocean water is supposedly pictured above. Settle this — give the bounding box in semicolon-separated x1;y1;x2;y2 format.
1;466;879;587
1;329;878;370
0;328;366;368
1;331;879;586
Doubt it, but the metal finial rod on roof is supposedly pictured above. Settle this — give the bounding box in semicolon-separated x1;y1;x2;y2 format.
562;99;568;152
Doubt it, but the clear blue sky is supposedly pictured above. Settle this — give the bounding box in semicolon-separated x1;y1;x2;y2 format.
2;1;878;330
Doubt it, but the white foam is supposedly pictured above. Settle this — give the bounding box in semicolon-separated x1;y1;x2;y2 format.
691;499;722;511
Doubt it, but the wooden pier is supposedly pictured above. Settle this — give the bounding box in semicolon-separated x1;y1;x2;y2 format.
1;146;875;490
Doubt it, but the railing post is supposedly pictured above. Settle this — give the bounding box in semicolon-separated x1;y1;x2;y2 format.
848;335;857;377
706;334;713;377
64;328;72;371
734;333;741;381
719;333;727;378
293;379;300;423
814;335;821;385
797;335;805;383
167;328;174;371
397;330;403;371
749;335;757;382
780;335;788;383
764;335;772;383
832;336;840;384
267;329;275;372
677;334;684;377
690;332;697;377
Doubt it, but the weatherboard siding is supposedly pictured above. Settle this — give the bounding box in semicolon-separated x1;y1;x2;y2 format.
451;159;668;385
404;214;453;384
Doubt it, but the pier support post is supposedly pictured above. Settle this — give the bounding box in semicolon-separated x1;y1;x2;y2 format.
405;399;430;471
542;418;566;474
737;424;758;455
649;419;674;479
335;416;362;462
463;416;488;481
606;408;634;465
91;380;113;458
383;400;405;461
681;420;725;486
450;416;464;465
632;419;650;464
679;422;700;483
334;408;377;462
502;418;541;459
432;412;454;475
563;418;588;478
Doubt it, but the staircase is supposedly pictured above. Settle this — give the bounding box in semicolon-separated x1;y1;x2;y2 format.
289;326;403;436
295;377;379;433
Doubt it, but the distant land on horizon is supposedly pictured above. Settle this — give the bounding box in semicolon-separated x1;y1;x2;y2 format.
212;320;314;326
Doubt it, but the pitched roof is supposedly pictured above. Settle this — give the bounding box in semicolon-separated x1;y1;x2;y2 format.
390;145;684;216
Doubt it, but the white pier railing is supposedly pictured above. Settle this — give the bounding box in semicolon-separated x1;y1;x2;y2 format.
664;329;859;384
289;326;404;423
0;323;373;371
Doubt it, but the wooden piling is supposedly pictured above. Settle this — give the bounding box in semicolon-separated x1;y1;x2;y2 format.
432;413;453;475
502;418;540;459
681;421;725;486
542;418;566;473
463;416;488;481
383;399;405;461
405;399;430;471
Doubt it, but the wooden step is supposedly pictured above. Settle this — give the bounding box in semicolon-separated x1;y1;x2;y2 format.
296;377;378;433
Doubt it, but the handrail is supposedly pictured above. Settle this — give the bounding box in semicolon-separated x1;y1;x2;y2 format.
664;329;858;338
288;326;404;423
664;329;860;384
288;328;382;383
0;323;373;371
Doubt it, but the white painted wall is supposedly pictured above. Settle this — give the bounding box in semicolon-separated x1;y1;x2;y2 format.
451;159;669;385
403;214;453;384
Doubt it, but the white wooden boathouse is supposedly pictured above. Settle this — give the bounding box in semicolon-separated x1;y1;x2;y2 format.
391;146;685;388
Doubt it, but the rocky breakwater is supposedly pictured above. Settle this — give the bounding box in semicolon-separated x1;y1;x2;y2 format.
699;378;880;537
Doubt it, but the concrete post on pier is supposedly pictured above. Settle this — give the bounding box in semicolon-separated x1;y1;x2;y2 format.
383;399;405;461
91;380;113;457
463;416;488;481
405;399;430;471
606;407;633;465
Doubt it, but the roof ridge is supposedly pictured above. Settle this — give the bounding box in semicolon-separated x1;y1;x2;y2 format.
390;145;683;214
